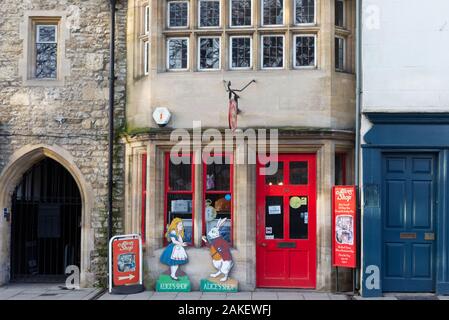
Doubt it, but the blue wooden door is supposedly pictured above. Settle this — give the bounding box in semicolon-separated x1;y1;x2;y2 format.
382;154;436;292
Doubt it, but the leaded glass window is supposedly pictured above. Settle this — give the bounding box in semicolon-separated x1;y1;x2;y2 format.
198;37;220;70
295;0;315;24
262;35;284;69
335;37;345;71
294;35;316;67
230;36;252;69
199;0;220;27
335;0;345;27
167;38;189;70
262;0;284;26
230;0;252;27
35;25;57;79
168;1;188;28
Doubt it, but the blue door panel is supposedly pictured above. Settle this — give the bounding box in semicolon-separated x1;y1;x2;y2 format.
386;181;406;228
382;154;436;292
412;181;432;229
384;243;406;278
412;244;432;278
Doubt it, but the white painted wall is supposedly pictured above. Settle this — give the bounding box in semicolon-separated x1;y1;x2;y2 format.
362;0;449;112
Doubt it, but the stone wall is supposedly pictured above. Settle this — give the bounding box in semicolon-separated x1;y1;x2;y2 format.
0;0;127;287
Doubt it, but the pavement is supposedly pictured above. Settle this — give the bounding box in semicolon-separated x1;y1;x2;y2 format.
1;284;449;300
0;283;102;300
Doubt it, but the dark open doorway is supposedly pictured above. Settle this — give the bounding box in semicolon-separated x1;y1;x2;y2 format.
10;157;81;282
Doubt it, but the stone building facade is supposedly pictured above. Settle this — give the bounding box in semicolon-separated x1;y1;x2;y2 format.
125;0;356;291
0;0;127;287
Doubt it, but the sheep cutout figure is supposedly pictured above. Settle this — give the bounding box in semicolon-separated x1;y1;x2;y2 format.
201;218;238;292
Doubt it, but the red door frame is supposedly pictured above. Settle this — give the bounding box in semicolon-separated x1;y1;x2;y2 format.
256;153;317;288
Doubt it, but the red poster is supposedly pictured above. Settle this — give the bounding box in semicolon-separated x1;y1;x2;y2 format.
112;238;141;286
332;186;356;268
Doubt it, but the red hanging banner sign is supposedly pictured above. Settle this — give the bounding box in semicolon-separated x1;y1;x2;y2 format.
332;186;357;268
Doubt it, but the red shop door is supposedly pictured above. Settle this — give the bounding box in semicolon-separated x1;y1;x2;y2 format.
256;154;316;288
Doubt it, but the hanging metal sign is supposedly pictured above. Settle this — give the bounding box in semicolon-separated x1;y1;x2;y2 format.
109;234;145;294
228;99;238;132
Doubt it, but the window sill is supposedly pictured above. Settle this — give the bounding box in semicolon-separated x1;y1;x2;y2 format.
23;78;65;87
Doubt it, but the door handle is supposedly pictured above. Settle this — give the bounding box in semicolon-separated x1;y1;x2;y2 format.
260;243;267;247
424;233;435;241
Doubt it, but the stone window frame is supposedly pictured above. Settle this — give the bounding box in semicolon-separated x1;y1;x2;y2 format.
335;0;346;28
293;0;317;26
335;35;346;72
197;36;222;71
198;0;222;28
229;0;254;28
229;35;253;70
261;0;286;27
19;11;70;87
166;37;190;71
167;0;190;29
136;1;151;78
260;34;285;70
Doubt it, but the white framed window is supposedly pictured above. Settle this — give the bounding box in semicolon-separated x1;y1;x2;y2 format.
144;5;150;34
335;0;345;28
261;0;284;26
167;1;189;28
261;35;284;69
199;0;221;28
335;36;345;71
229;36;252;70
198;36;221;71
167;37;189;71
230;0;252;27
35;24;58;79
294;0;316;25
293;34;316;68
143;40;150;75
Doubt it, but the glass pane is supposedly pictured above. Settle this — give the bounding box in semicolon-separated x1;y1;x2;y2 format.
265;162;284;185
200;0;220;27
205;194;231;242
335;37;344;71
168;156;192;190
263;0;284;25
167;193;193;243
35;43;57;78
169;2;188;27
295;0;315;24
335;0;344;27
265;196;283;239
295;36;315;67
168;38;188;69
262;36;283;68
231;0;252;26
289;196;308;239
37;26;56;42
231;37;251;68
199;38;220;69
290;161;308;185
335;154;346;185
206;158;230;191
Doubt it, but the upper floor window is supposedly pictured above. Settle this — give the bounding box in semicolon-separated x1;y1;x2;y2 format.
335;0;345;28
294;0;315;25
143;40;150;75
35;24;58;79
262;35;284;69
335;36;345;71
294;35;316;68
198;37;221;70
168;1;189;28
262;0;284;26
230;0;252;27
144;5;150;34
167;37;189;70
199;0;220;27
230;36;252;69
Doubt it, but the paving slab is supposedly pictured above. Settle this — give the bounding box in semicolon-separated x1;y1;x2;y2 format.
226;292;252;300
303;292;330;300
200;292;227;300
277;292;305;300
149;292;179;300
252;292;279;300
122;291;154;300
175;292;203;300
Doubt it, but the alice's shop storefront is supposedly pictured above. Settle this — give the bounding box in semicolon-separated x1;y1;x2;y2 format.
124;130;354;291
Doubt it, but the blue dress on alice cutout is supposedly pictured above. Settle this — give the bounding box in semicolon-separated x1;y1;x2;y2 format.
160;231;188;266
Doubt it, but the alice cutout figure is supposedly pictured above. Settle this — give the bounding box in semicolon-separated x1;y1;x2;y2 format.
160;218;188;280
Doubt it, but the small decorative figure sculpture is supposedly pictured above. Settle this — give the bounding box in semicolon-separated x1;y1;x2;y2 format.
160;217;188;280
202;218;233;282
205;199;217;234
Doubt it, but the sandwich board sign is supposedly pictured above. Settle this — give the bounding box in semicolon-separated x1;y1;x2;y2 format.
109;234;145;294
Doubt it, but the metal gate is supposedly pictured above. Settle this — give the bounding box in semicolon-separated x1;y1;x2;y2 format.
11;158;81;282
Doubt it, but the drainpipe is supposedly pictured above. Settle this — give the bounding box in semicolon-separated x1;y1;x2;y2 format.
108;0;116;241
355;0;363;292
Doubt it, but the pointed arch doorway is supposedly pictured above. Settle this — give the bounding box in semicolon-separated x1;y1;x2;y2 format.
10;157;82;282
